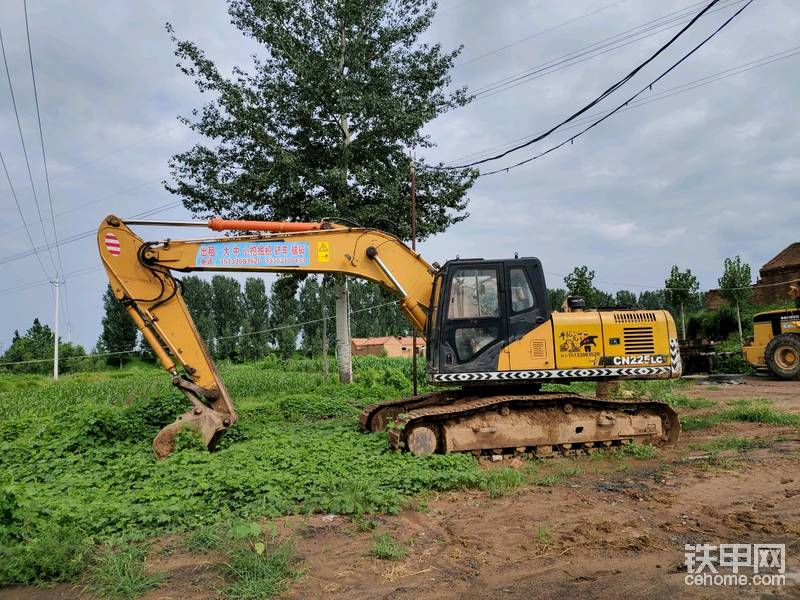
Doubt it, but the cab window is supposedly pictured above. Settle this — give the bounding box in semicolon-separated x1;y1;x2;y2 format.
447;269;499;319
509;267;535;313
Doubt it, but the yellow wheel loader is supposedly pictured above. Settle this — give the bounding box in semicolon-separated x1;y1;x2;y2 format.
97;215;682;458
743;303;800;380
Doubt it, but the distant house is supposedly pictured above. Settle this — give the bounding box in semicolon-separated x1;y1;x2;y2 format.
706;242;800;309
351;336;425;358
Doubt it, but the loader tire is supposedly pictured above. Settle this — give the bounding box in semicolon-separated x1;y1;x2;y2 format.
765;333;800;380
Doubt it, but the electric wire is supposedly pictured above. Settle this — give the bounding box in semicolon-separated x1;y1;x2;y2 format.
467;0;745;101
447;0;730;170
474;0;755;177
446;45;800;166
454;0;628;68
0;20;57;273
23;0;72;333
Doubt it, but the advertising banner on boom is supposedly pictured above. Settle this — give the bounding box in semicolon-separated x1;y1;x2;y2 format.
195;241;310;267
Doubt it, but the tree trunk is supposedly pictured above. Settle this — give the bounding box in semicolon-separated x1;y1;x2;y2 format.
334;276;352;384
321;276;329;382
680;302;686;341
736;300;743;342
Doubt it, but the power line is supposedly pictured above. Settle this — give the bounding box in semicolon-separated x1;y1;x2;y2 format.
447;0;729;170
0;265;101;298
446;45;800;167
0;201;183;267
0;20;57;273
467;0;745;101
455;0;628;68
0;300;402;366
23;0;71;333
0;178;163;236
0;150;52;278
475;0;755;177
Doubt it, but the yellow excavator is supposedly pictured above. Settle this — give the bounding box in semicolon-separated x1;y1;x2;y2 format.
98;214;682;458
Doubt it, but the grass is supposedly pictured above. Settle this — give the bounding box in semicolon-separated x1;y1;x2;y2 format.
692;435;774;454
480;467;527;498
370;532;407;560
535;526;550;545
86;542;164;600
221;536;299;600
614;442;658;460
681;399;800;431
185;524;221;553
535;462;583;486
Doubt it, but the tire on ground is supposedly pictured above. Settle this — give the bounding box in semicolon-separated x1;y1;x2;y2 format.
764;333;800;380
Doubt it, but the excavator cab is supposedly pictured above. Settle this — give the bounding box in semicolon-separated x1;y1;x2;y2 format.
426;258;549;378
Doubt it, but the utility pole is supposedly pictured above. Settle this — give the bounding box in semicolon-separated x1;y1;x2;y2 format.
51;277;61;380
410;158;418;396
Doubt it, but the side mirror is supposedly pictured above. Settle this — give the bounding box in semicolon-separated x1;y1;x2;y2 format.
567;296;586;310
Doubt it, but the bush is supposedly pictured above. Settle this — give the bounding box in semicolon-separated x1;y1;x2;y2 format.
0;524;92;585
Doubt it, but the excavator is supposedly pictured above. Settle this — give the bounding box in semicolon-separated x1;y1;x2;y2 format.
98;214;682;459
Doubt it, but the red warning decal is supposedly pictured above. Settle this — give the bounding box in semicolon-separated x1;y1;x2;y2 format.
105;232;121;256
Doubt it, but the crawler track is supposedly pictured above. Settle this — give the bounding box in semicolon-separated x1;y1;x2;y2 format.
360;391;679;457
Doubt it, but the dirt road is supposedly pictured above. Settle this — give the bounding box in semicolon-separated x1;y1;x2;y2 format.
4;377;799;599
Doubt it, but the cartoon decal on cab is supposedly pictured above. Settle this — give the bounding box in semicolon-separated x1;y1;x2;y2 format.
559;331;598;354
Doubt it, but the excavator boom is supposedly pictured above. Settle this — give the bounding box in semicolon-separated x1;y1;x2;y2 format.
98;215;434;456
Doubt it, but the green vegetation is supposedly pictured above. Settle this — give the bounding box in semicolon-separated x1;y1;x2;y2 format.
480;467;526;498
370;532;408;560
614;443;658;460
86;542;164;600
692;435;773;454
680;399;800;431
0;358;479;587
535;462;583;486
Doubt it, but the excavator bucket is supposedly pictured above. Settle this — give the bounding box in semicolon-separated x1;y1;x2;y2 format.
152;406;229;459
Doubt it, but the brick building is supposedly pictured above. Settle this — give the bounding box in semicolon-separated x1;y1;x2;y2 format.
351;336;425;358
706;243;800;309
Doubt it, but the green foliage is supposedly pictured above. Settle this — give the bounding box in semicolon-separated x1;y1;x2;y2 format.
220;528;299;600
480;467;526;498
165;0;476;243
615;290;638;308
270;276;300;359
0;358;479;588
712;352;754;375
665;265;700;338
86;542;164;600
535;462;583;486
680;399;800;431
547;288;567;312
614;443;657;460
99;285;139;367
370;532;407;560
564;266;595;305
213;275;245;360
0;519;92;586
241;278;271;362
181;276;217;353
185;523;222;553
718;256;753;306
0;318;88;375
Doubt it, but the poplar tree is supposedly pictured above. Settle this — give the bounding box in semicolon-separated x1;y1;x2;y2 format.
165;0;476;383
99;285;138;367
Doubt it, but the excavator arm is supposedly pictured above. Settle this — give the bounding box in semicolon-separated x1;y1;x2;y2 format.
98;214;435;457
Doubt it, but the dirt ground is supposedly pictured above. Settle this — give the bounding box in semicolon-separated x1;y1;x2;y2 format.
4;377;799;600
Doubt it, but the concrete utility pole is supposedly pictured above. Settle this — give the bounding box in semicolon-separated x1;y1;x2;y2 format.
410;159;418;396
51;277;61;380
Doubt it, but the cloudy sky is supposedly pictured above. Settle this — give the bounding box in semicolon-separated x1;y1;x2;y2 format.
0;0;797;351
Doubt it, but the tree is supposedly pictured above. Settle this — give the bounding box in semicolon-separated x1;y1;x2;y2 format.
638;289;666;310
564;266;595;306
211;276;244;360
99;285;138;368
718;255;752;342
181;276;217;354
165;0;477;383
547;288;567;312
615;290;638;308
270;276;300;358
2;319;87;374
349;280;407;337
241;277;270;360
664;266;699;340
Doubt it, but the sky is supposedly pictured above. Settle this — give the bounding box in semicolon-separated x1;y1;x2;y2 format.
0;0;798;351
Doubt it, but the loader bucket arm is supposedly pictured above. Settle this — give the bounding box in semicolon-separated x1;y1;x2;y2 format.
97;215;435;457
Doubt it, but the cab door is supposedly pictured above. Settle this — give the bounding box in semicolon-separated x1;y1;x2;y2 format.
439;263;507;372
